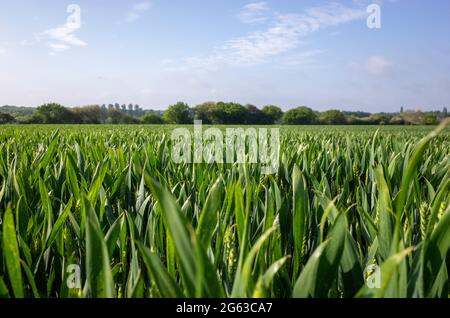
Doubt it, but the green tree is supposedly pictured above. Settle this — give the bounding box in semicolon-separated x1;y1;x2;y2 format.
281;106;317;125
368;114;391;125
72;105;105;124
262;105;283;124
163;102;193;124
34;103;74;124
0;112;16;124
193;102;216;124
319;109;347;124
141;113;164;124
423;113;438;125
244;104;267;124
134;104;141;116
107;108;138;124
209;102;248;124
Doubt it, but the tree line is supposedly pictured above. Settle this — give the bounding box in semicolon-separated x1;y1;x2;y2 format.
0;102;448;125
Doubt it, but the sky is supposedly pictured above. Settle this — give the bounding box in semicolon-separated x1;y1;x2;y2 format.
0;0;450;112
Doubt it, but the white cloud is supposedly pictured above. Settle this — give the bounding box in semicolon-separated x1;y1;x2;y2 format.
20;39;36;46
126;2;152;22
365;55;391;74
133;2;152;11
166;2;367;70
49;43;71;52
163;55;227;72
36;9;86;55
41;24;87;47
229;3;366;62
0;48;6;55
277;49;327;67
238;2;270;24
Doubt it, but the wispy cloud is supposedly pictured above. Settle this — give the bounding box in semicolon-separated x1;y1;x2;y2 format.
49;43;71;53
229;3;367;62
41;25;86;47
126;2;152;22
36;8;86;55
0;48;6;55
19;39;35;46
276;49;327;67
166;2;367;70
238;2;270;24
365;55;391;74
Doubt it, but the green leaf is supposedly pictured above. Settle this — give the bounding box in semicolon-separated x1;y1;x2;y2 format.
44;198;73;251
2;205;24;298
374;166;394;261
393;119;450;250
88;162;108;203
83;196;115;298
105;214;124;257
252;256;290;298
147;178;223;297
358;247;414;298
0;276;10;298
136;242;184;298
20;260;40;298
423;204;450;297
340;231;364;298
231;226;277;297
65;153;81;200
292;166;308;278
293;210;347;298
38;129;59;169
196;176;224;248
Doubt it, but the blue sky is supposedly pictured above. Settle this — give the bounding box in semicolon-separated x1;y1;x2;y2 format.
0;0;449;112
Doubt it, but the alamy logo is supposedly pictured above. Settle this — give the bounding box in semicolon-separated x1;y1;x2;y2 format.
171;121;280;175
367;4;381;29
364;264;381;289
66;264;81;289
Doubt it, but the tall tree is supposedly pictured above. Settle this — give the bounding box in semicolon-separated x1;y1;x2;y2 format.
319;109;347;124
281;106;317;125
134;104;141;116
0;112;16;124
72;105;104;124
262;105;283;124
34;103;74;124
163;102;194;124
210;102;248;124
193;102;216;124
244;104;267;124
141;113;164;124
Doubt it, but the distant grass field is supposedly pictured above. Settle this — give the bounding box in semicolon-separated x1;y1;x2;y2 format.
0;124;449;298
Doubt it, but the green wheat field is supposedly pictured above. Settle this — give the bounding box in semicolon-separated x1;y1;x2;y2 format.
0;123;449;298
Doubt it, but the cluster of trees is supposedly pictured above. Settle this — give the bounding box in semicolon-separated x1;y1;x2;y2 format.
167;102;448;126
103;103;145;117
16;103;140;124
0;102;448;125
0;112;16;124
